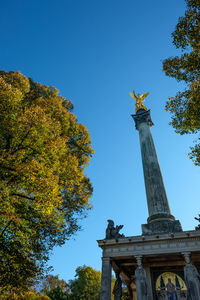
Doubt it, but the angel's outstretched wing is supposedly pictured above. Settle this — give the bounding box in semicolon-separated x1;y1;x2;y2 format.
141;92;149;100
129;91;137;100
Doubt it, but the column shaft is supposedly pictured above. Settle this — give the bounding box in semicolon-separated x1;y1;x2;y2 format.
132;109;182;234
100;257;112;300
138;121;171;220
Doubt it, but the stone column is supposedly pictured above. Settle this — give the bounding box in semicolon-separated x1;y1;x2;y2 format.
100;257;112;300
132;109;182;235
182;252;200;300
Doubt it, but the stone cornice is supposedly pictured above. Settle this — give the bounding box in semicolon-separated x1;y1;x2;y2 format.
97;230;200;258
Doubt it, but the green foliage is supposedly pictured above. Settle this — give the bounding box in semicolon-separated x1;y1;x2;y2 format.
0;71;93;291
40;275;70;299
47;286;69;300
0;290;50;300
37;269;129;300
162;0;200;165
69;266;101;300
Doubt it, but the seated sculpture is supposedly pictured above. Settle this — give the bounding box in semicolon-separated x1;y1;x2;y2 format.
106;220;125;239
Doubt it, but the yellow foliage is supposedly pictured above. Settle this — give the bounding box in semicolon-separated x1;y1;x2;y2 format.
0;71;93;290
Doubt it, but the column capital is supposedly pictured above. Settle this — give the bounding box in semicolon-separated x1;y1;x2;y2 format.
182;252;191;264
132;109;153;130
101;257;111;263
134;255;143;267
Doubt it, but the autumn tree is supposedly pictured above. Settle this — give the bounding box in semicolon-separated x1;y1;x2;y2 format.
38;270;129;300
46;287;69;300
40;275;70;299
69;266;101;300
0;71;93;292
162;0;200;165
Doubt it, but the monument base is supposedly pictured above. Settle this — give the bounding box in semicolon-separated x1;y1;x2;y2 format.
142;219;182;235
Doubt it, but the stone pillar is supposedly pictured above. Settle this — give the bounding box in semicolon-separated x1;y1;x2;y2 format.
182;252;200;300
134;255;148;300
100;257;112;300
132;109;182;235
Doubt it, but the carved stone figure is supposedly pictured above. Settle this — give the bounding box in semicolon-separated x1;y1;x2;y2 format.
112;273;122;300
184;264;200;300
134;266;148;300
129;89;149;113
105;220;125;239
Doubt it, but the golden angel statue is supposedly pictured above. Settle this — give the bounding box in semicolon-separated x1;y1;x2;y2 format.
129;89;149;113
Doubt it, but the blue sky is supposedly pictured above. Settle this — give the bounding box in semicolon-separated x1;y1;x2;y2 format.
1;0;199;283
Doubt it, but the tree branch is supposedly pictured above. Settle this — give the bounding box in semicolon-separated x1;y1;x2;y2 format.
11;193;35;201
